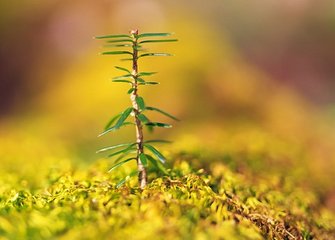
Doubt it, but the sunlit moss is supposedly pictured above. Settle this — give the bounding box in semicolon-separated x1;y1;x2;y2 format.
0;155;334;239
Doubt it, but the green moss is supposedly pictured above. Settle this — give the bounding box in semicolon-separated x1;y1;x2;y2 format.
0;156;334;240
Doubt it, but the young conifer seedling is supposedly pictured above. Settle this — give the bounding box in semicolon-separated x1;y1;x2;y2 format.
96;29;178;189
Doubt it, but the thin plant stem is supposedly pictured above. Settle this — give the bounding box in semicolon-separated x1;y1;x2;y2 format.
130;29;147;188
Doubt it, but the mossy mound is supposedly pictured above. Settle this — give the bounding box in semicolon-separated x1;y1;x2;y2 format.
1;156;334;240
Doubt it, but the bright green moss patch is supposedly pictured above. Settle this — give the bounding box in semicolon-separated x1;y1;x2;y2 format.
0;156;334;240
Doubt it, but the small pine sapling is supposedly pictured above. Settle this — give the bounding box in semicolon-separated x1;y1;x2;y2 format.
96;29;178;189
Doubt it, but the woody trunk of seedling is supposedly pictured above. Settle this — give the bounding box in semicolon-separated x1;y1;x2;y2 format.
129;29;146;188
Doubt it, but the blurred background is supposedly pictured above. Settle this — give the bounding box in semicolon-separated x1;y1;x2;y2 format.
0;0;335;209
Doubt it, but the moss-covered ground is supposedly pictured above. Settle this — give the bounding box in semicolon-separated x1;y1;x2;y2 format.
1;133;334;240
